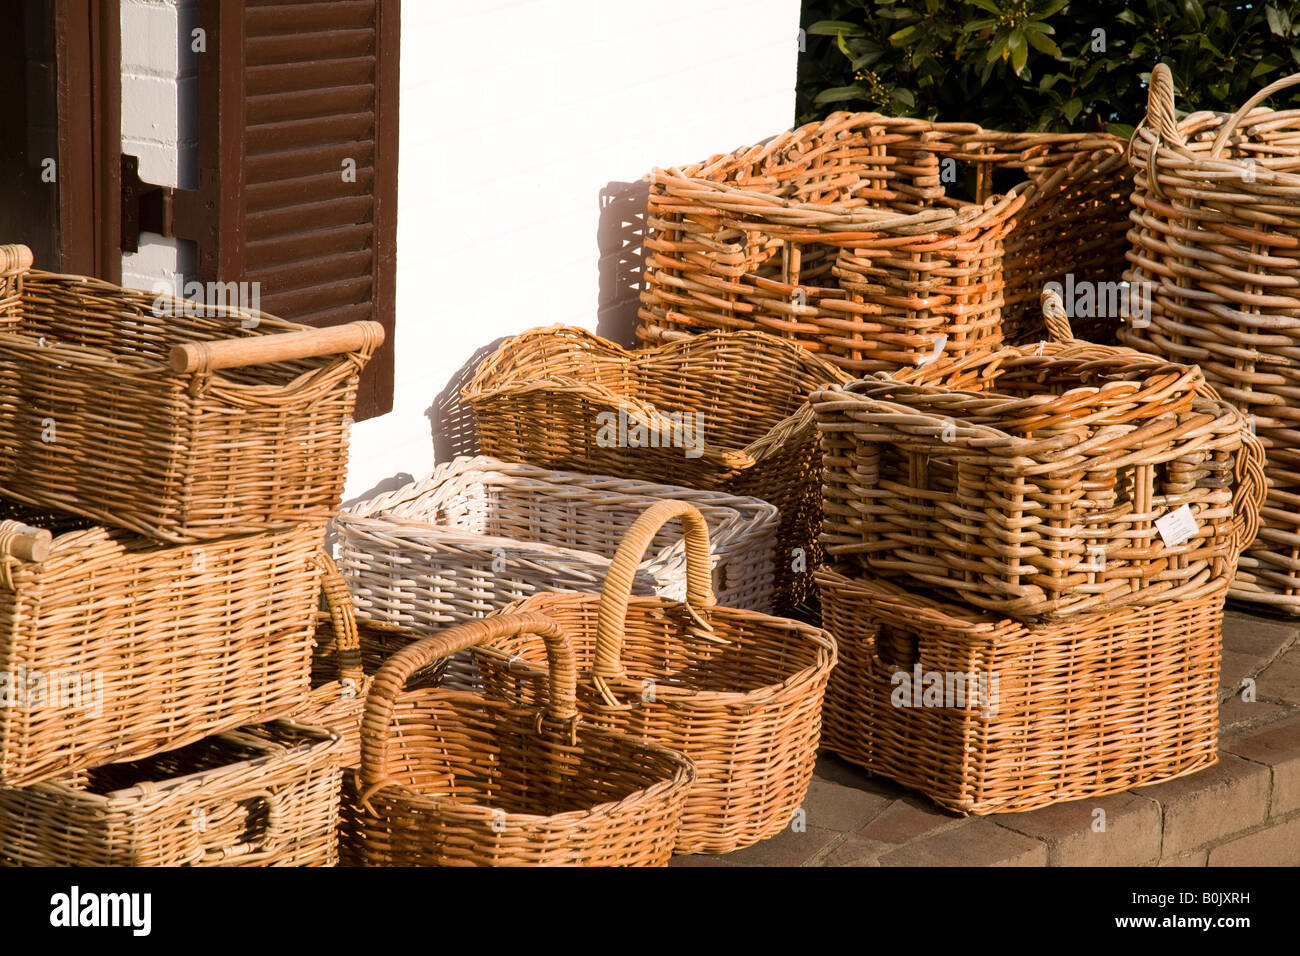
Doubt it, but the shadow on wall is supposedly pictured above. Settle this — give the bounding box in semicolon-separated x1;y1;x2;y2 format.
425;337;508;465
596;180;649;346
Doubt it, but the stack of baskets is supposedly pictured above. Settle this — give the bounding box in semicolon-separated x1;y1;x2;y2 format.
809;291;1266;813
0;245;382;865
1123;64;1300;614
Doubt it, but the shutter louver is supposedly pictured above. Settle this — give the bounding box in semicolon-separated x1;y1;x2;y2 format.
199;0;397;420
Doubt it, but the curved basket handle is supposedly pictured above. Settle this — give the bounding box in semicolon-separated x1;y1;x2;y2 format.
1230;427;1268;557
312;551;365;686
1210;70;1300;157
1040;287;1074;343
1148;63;1184;147
0;521;52;563
169;320;384;374
359;613;577;793
0;244;33;276
591;501;717;706
194;790;283;865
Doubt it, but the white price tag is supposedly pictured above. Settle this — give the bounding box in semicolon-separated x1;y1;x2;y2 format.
1155;504;1198;547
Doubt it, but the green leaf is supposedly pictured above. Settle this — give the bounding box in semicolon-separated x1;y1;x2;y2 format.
1105;122;1136;139
1008;28;1028;75
965;0;1004;14
807;20;868;37
985;32;1009;64
1116;8;1136;24
814;86;868;106
1063;97;1083;123
837;31;854;58
1267;5;1287;35
889;24;921;45
1183;0;1204;28
1036;0;1069;17
961;17;999;32
1025;29;1061;56
890;87;916;109
851;49;884;70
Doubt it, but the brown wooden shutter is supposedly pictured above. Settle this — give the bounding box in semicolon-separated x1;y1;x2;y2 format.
196;0;398;420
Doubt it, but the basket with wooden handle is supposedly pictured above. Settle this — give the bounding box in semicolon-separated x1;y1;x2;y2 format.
473;500;836;855
0;244;382;542
339;612;695;867
1123;63;1300;614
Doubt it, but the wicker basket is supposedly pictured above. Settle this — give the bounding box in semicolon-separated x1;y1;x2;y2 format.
816;564;1227;814
301;552;481;769
334;456;781;632
0;244;382;542
463;326;850;609
1123;65;1300;613
813;294;1266;620
474;500;836;855
340;613;695;866
0;720;343;866
637;112;1131;372
0;500;323;788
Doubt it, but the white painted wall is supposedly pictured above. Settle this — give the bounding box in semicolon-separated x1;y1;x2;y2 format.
116;0;802;500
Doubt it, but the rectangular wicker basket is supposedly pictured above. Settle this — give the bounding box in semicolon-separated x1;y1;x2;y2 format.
637;113;1131;373
0;245;381;542
813;339;1265;620
816;564;1225;815
333;455;781;629
0;501;323;788
0;720;342;866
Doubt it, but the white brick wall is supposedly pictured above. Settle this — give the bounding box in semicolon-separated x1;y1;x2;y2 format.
114;0;802;497
120;0;197;291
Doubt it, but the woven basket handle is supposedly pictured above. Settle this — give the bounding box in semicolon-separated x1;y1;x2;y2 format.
194;790;283;865
1040;287;1075;343
0;244;33;275
1231;428;1268;557
1147;63;1185;147
0;521;52;563
168;320;385;374
312;551;365;686
591;501;716;702
359;613;577;791
1210;71;1300;157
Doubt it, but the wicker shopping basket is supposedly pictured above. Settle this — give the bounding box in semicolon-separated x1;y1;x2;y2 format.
637;112;1131;372
0;720;343;866
816;564;1228;815
463;326;850;609
475;500;837;855
340;613;695;866
813;292;1266;620
0;501;322;788
0;244;382;542
334;456;780;630
1124;64;1300;612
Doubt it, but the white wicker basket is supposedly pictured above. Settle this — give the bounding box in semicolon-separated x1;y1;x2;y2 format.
333;456;779;629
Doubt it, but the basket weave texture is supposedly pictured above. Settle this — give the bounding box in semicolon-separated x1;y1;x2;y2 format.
0;245;381;542
0;720;343;866
816;564;1226;815
473;500;836;855
340;613;695;866
0;503;323;788
1122;64;1300;613
462;325;851;609
813;292;1265;620
637;112;1131;372
334;456;780;631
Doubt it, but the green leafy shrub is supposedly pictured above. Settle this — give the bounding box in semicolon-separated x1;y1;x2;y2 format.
798;0;1300;135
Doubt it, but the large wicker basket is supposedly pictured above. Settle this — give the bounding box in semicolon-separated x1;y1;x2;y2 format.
816;564;1227;815
340;613;695;867
637;113;1131;372
474;501;837;855
0;244;381;542
463;326;850;609
0;720;343;866
813;296;1266;620
0;500;323;788
1123;64;1300;613
334;456;780;630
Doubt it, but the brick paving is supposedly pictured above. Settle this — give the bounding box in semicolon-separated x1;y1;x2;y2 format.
671;605;1300;867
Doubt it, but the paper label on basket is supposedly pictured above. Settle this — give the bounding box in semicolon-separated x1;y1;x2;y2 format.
1156;504;1198;547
